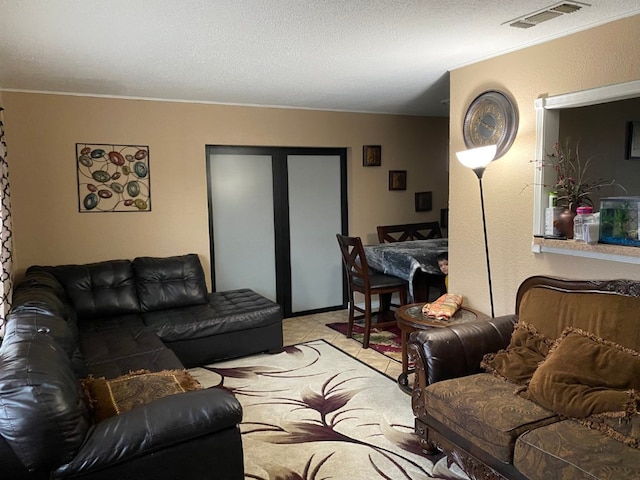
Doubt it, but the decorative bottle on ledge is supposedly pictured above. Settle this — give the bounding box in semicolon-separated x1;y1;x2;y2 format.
557;207;577;239
573;206;594;241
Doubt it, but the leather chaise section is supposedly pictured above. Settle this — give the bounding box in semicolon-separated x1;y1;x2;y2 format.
143;289;282;342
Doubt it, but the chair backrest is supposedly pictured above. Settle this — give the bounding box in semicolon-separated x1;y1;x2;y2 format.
336;234;371;290
376;222;442;243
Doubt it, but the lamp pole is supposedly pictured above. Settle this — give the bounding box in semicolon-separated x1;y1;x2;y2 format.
473;167;495;318
456;144;497;319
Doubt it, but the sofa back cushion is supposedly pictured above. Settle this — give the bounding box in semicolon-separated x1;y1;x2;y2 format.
47;260;141;320
133;254;208;312
11;269;72;320
0;327;90;472
19;268;68;299
518;286;640;350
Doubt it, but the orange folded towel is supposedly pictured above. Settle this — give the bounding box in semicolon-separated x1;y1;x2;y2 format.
422;294;463;320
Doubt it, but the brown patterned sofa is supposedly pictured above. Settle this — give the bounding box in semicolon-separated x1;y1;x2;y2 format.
408;276;640;480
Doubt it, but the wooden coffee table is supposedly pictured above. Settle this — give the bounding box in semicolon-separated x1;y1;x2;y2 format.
395;303;489;391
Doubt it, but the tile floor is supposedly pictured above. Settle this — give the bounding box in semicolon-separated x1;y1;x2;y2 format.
282;309;403;380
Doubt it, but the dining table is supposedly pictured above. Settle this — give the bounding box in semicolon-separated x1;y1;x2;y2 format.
363;238;448;302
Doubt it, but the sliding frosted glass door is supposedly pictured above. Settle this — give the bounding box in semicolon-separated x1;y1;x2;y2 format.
207;147;347;316
288;155;343;313
208;154;277;301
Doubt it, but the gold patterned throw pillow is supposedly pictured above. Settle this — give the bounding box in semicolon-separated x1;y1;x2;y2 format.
481;321;553;385
82;369;202;423
520;327;640;419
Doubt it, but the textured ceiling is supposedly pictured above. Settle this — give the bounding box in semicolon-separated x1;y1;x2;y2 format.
1;1;639;116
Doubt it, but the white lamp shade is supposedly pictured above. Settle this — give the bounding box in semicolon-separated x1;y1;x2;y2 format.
456;145;497;169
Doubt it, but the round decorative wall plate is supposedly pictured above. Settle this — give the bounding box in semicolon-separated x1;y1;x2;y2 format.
463;90;518;159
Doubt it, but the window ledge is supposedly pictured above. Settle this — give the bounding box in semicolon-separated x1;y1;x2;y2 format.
531;237;640;264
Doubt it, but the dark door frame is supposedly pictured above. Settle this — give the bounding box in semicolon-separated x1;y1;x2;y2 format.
206;145;348;317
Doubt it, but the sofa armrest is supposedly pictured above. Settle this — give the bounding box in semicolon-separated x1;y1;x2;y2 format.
55;387;242;477
408;314;517;385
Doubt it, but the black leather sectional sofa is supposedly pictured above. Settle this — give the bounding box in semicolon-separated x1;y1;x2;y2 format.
0;253;283;480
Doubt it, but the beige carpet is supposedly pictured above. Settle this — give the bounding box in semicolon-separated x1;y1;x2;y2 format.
190;340;468;480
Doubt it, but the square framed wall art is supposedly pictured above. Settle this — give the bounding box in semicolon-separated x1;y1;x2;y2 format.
626;121;640;159
389;170;407;190
76;143;151;212
415;191;433;212
440;208;449;228
363;145;382;166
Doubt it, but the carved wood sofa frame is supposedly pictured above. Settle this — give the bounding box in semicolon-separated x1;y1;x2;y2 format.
408;276;640;480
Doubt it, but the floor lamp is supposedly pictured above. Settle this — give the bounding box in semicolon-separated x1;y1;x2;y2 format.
456;145;497;318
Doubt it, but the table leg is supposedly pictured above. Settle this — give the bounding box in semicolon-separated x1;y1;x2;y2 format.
398;329;412;395
412;272;446;302
379;292;392;312
401;328;409;374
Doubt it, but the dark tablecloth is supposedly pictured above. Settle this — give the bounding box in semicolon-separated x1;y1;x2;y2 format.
364;239;448;300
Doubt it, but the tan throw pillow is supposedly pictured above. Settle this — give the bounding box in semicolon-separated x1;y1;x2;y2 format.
521;327;640;419
481;321;553;385
82;369;201;423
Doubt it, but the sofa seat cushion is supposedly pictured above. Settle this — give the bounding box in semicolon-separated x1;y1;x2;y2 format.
142;289;282;342
133;254;208;312
79;316;183;378
425;373;559;462
82;369;202;423
514;419;640;480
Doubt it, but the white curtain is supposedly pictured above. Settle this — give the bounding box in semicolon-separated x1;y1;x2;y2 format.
0;106;14;337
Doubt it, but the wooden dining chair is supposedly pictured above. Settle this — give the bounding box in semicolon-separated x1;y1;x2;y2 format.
336;234;408;348
376;221;442;243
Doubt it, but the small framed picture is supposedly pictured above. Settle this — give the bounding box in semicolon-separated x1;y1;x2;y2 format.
415;191;433;212
363;145;382;166
388;170;407;190
440;208;449;228
626;121;640;159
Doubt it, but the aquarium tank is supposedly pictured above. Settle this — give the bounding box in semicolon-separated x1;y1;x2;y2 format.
599;197;640;247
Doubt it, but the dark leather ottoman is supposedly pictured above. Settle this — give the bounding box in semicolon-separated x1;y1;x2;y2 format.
143;288;284;366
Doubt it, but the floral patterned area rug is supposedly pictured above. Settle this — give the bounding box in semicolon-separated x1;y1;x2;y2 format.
326;320;403;363
190;340;468;480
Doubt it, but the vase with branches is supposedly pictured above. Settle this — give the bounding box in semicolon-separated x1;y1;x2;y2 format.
546;138;623;211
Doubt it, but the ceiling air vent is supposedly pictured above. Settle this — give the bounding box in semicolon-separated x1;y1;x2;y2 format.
506;2;588;29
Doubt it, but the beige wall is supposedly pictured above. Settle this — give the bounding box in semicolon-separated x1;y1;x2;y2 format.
449;14;640;316
2;92;448;286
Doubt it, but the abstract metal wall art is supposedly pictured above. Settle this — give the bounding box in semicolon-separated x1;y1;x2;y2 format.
76;143;151;212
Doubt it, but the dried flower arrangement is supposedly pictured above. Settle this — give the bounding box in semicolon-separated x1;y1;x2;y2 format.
545;138;623;211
